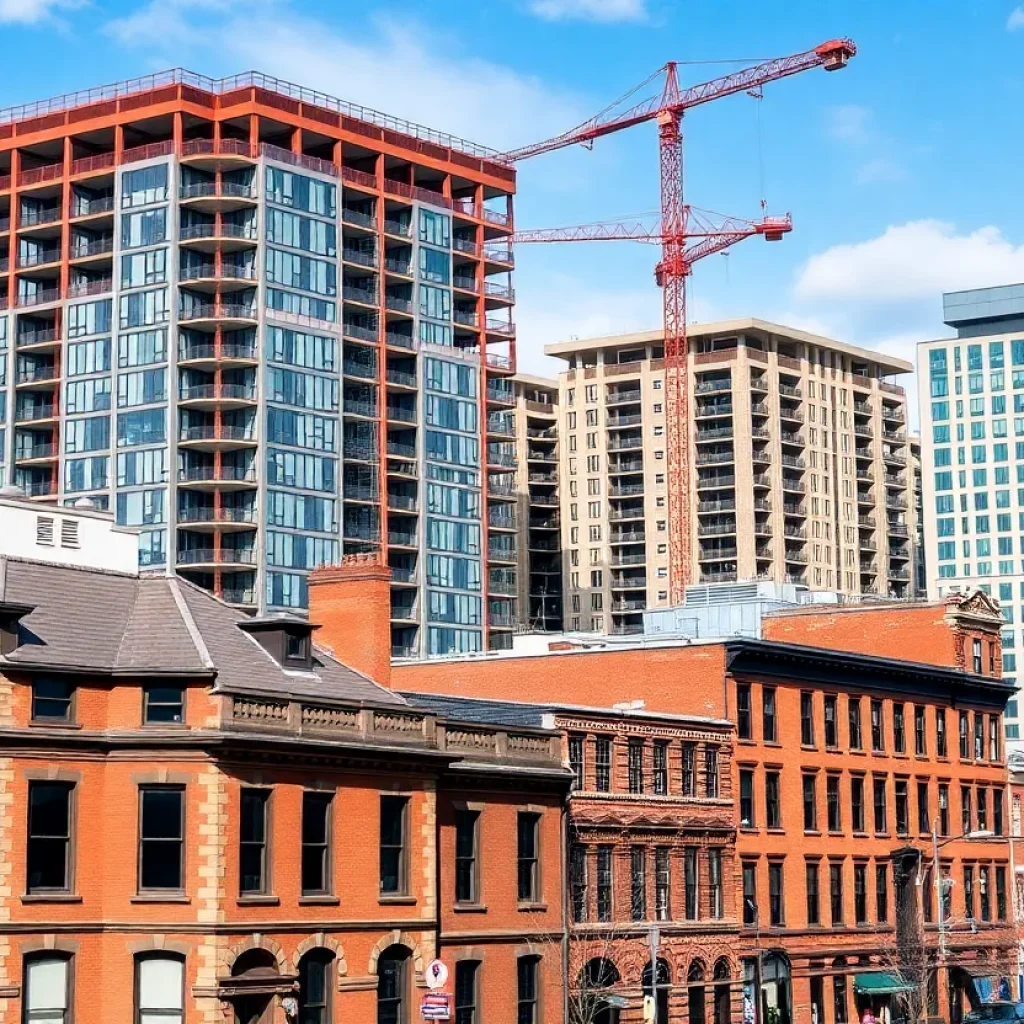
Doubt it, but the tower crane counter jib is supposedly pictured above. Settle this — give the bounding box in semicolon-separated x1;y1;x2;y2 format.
505;39;854;603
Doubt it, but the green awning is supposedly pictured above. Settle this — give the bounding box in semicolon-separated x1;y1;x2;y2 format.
854;972;917;996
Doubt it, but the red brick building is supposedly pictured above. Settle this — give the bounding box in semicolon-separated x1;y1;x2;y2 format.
385;585;1015;1024
0;553;569;1024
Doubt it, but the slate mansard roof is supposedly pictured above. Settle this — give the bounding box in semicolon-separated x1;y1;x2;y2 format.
0;557;406;708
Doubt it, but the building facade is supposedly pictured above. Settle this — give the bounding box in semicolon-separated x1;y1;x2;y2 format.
0;69;518;658
0;499;568;1024
918;284;1024;747
390;589;1015;1024
512;374;562;632
545;319;918;636
403;692;739;1024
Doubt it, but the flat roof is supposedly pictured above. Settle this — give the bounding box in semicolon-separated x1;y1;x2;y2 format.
544;317;913;375
512;373;559;391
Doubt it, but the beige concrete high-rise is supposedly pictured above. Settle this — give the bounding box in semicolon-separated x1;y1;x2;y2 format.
545;318;918;635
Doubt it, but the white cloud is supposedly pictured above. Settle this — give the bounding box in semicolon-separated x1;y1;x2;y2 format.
1008;5;1024;30
0;0;79;23
828;103;872;144
528;0;647;22
106;1;581;151
855;156;908;185
795;220;1024;303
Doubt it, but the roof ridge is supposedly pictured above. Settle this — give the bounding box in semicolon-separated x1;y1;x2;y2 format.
167;578;215;671
0;555;137;579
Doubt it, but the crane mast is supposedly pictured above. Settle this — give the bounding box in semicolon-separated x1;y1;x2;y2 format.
504;39;855;605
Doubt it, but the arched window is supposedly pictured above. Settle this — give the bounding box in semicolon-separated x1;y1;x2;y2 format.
642;959;672;1024
299;949;335;1024
714;958;731;1024
577;959;621;1024
688;960;707;1024
378;945;412;1024
135;953;184;1024
230;949;280;1024
24;953;72;1024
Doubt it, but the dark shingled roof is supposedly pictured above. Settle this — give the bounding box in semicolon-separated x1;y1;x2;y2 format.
401;692;553;729
0;557;405;707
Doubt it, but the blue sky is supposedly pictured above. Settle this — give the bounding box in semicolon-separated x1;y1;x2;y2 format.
5;0;1024;399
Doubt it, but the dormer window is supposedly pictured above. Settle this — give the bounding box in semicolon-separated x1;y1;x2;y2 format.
239;614;317;671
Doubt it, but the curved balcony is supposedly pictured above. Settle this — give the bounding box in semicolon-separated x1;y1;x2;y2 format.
178;180;258;213
178;222;258;253
178;383;257;410
178;263;257;292
176;507;258;533
177;465;257;491
175;548;257;570
177;340;259;368
178;425;258;451
15;443;58;465
179;138;257;170
177;302;258;330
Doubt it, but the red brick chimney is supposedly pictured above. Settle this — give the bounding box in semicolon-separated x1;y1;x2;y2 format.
309;555;393;687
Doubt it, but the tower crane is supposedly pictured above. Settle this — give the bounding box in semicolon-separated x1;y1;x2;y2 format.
502;40;855;604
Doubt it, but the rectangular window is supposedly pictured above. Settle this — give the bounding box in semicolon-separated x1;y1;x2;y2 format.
801;691;815;745
871;700;884;752
517;958;538;1024
595;737;611;792
893;704;906;753
27;781;73;893
740;769;755;827
135;955;184;1024
455;809;479;904
630;846;646;921
742;862;757;925
824;695;838;748
997;866;1008;921
628;738;644;794
705;745;719;798
849;697;863;750
737;683;752;740
769;861;785;926
827;775;841;832
876;863;889;922
517;812;540;902
239;788;270;895
962;785;973;835
597;845;613;922
980;865;992;921
964;865;976;919
995;788;1005;836
895;780;909;836
138;786;184;892
571;844;588;923
762;687;777;742
960;711;970;758
803;774;817;831
301;791;332;897
851;777;865;833
937;710;947;758
684;846;699;920
806;861;820;925
454;961;478;1024
830;862;844;925
380;795;408;895
653;741;668;796
681;742;696;797
975;714;985;760
873;778;887;833
31;678;74;723
655;847;671;922
568;734;585;790
854;863;867;924
939;784;950;836
766;771;781;829
143;684;183;725
708;848;723;919
917;781;930;834
915;706;927;756
24;957;71;1024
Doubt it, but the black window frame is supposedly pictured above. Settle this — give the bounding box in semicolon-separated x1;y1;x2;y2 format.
239;787;271;896
704;745;719;799
739;769;755;828
742;861;757;926
568;734;585;790
762;686;777;743
379;795;409;896
994;787;1005;835
655;846;671;922
26;780;74;895
31;677;75;724
517;956;539;1024
961;785;973;835
873;777;887;834
142;684;185;726
939;783;950;836
596;845;613;922
454;959;479;1024
630;846;646;921
824;694;838;749
893;703;906;754
996;865;1008;921
570;843;588;923
298;948;334;1024
517;811;541;903
894;779;909;836
595;736;611;792
802;773;817;832
627;738;644;795
301;790;333;897
871;699;884;752
800;691;815;746
765;771;781;829
959;711;970;759
768;860;784;927
138;784;185;894
377;946;410;1024
829;862;844;925
917;781;930;835
708;848;723;919
914;705;927;756
805;860;820;925
848;696;863;751
737;683;752;740
684;846;699;921
974;713;985;761
826;775;841;833
876;862;889;922
682;742;696;797
853;862;867;924
964;864;976;920
454;808;479;905
652;740;669;796
851;776;865;833
936;708;947;758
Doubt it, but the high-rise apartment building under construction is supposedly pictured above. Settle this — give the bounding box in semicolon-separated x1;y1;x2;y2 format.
0;71;517;658
545;319;919;634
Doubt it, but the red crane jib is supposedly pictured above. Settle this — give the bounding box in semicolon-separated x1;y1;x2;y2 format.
505;39;854;601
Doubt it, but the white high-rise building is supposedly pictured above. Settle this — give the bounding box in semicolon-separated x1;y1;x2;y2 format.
918;283;1024;746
